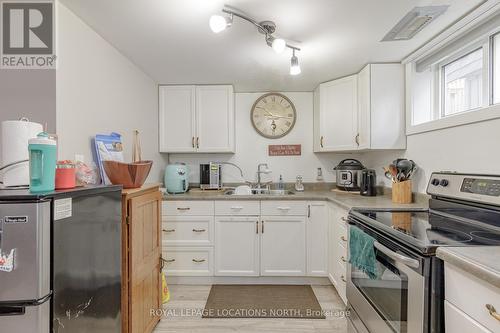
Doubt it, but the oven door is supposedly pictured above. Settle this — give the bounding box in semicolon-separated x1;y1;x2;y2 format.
347;221;426;333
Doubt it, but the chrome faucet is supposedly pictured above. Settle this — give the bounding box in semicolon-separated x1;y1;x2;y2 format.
256;163;272;190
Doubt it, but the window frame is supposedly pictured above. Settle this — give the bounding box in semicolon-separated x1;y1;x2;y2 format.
406;10;500;136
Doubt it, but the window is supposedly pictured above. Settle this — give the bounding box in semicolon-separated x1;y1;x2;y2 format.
494;33;500;105
443;48;483;116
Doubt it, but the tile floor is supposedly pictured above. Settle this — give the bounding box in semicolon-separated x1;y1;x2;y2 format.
153;284;348;333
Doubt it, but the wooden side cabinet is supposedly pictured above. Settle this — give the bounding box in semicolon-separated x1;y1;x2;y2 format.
121;184;162;333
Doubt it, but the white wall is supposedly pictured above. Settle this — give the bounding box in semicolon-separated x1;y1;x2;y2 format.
364;118;500;193
169;92;363;184
56;3;167;181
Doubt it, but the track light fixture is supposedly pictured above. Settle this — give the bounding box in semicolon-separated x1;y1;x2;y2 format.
209;6;302;75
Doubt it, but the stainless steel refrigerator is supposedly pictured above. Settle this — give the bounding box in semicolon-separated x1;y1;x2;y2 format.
0;186;122;332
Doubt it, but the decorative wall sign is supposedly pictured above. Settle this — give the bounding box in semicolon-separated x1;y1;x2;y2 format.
268;144;301;156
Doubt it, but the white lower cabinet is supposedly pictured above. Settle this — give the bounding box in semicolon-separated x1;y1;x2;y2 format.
445;301;492;333
260;216;306;276
214;217;260;276
162;247;214;276
307;202;328;276
328;203;349;303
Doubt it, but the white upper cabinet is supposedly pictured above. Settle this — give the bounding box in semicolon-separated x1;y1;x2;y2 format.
357;64;406;150
159;85;235;153
314;63;405;152
314;75;358;151
159;85;196;152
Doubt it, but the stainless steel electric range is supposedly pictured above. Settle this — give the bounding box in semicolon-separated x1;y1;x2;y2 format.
346;172;500;333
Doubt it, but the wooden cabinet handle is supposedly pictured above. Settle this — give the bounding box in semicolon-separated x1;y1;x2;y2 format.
177;207;191;211
192;228;206;232
163;229;175;233
320;136;324;148
192;258;206;263
486;304;500;321
341;236;347;242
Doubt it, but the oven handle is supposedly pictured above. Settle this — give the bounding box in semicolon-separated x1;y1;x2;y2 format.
373;241;420;269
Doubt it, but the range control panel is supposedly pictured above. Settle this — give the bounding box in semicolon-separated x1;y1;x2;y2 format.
427;172;500;206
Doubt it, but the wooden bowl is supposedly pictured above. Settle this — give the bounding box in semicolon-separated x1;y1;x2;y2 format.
103;160;152;189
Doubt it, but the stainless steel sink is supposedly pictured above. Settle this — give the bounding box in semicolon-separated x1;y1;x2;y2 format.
223;189;295;196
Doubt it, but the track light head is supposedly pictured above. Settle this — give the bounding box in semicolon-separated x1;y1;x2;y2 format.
271;38;286;54
209;14;232;33
290;51;301;75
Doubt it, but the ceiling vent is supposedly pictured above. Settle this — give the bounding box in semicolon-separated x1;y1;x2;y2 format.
381;5;449;41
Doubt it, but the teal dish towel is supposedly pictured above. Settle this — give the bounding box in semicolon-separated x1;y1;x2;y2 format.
349;226;379;280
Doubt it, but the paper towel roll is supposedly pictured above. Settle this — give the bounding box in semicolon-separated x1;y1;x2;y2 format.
1;119;43;187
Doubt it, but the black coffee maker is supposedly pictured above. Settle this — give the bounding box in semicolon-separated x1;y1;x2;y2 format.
360;169;377;196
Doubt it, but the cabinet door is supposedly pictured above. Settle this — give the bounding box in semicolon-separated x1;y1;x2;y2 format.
327;205;337;285
318;75;358;151
195;85;235;153
260;216;306;276
357;65;371;150
129;191;161;333
215;217;260;276
307;202;328;276
159;86;196;152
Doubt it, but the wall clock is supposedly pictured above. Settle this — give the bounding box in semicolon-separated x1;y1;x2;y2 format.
251;93;297;139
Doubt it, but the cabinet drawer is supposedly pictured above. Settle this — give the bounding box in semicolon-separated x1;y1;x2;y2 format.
163;201;214;216
261;201;307;216
445;301;492;333
162;247;213;276
445;264;500;333
162;216;214;246
214;201;260;215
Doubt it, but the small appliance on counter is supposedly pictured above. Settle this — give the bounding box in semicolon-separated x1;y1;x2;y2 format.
360;169;377;196
200;163;222;190
0;118;43;188
334;159;365;191
165;163;189;194
28;132;57;193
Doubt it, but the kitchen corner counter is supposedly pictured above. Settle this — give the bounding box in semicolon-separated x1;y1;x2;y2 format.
437;247;500;290
162;189;428;210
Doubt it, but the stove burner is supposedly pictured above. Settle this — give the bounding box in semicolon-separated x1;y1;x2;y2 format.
427;227;473;244
470;231;500;244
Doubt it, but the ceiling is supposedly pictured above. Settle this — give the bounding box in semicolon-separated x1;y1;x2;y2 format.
60;0;485;91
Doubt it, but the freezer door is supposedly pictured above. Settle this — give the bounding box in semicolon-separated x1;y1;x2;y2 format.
0;298;50;333
0;201;51;302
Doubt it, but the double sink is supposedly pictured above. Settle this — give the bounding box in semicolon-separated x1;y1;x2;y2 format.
223;189;295;196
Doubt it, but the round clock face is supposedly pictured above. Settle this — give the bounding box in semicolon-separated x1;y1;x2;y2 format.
251;93;296;139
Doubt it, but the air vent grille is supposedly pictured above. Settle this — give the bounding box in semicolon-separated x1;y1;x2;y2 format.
382;6;449;42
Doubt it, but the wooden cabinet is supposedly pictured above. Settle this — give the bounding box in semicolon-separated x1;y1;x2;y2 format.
159;85;234;153
314;63;405;152
314;75;358;151
214;217;260;276
260;216;306;276
306;202;328;276
121;184;162;333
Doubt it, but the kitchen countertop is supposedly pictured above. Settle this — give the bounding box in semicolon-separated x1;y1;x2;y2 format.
437;247;500;290
163;188;428;210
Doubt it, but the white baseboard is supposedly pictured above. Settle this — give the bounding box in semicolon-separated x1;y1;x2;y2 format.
166;276;332;285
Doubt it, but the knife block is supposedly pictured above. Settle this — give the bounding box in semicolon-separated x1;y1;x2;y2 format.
392;180;413;204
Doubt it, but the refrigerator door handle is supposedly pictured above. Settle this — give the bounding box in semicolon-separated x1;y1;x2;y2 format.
0;292;52;308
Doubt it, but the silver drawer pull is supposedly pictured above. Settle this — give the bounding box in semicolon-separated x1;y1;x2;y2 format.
163;229;175;233
340;236;347;242
341;256;347;263
277;206;291;210
192;258;206;263
486;304;500;321
177;207;191;211
231;206;244;210
192;228;206;233
341;275;347;283
341;217;348;222
164;259;175;263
